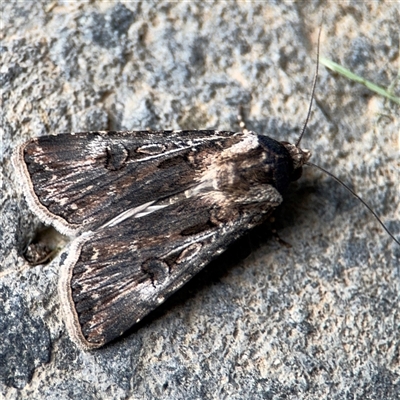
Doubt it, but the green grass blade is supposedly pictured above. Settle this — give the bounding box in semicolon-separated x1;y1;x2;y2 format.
320;56;400;105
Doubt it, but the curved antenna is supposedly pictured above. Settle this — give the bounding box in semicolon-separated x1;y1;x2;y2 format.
296;28;322;147
307;161;400;246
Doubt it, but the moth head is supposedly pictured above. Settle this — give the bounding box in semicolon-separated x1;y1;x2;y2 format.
280;141;311;181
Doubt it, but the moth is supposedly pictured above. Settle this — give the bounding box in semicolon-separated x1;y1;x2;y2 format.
13;128;311;349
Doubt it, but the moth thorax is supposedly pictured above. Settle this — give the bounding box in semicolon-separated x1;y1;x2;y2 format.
281;141;311;170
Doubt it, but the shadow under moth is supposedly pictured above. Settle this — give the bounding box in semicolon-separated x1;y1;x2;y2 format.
13;56;399;351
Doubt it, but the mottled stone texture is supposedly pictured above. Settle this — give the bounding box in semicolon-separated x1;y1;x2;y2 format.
1;2;399;399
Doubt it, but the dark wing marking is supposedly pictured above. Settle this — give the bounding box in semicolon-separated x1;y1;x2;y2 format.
14;130;243;235
59;190;282;349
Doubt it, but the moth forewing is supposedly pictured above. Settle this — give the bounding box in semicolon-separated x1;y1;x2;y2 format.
15;130;310;349
13;130;242;236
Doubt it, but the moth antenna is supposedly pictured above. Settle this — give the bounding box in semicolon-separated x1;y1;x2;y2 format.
296;28;322;147
307;161;400;246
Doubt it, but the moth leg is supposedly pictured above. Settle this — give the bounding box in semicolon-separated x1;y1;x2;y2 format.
271;228;292;248
237;105;249;134
268;216;292;248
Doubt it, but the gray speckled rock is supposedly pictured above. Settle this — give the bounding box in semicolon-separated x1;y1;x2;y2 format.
1;2;399;399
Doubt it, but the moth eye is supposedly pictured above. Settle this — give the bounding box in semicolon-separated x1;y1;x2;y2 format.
291;167;303;182
105;143;128;170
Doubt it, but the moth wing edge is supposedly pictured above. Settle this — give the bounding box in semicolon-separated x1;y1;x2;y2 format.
58;232;102;350
13;141;81;237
